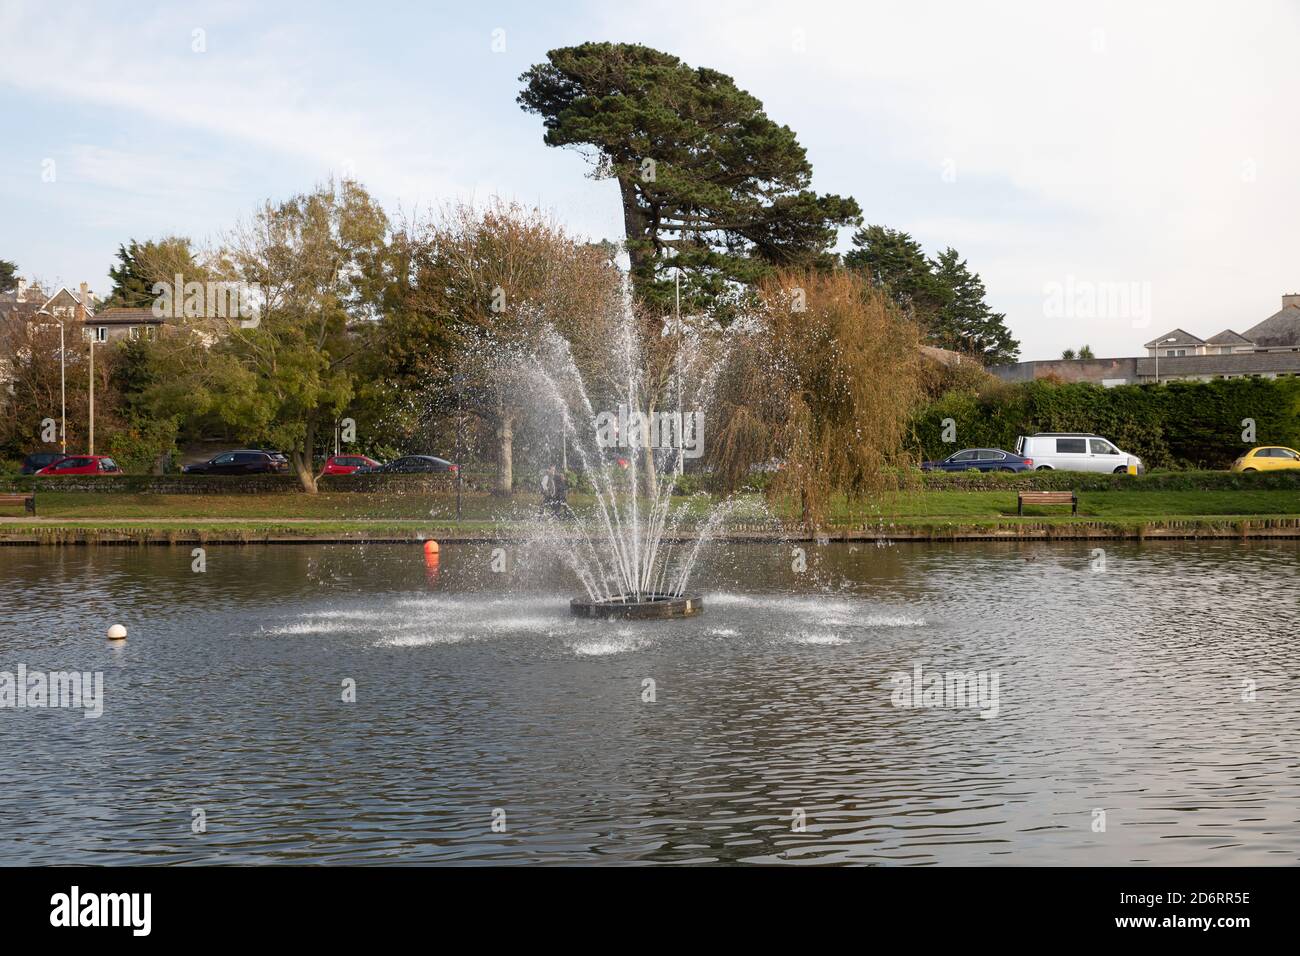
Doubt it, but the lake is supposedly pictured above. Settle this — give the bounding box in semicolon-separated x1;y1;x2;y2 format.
1;539;1296;865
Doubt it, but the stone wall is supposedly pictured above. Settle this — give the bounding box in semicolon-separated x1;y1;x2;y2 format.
990;357;1138;385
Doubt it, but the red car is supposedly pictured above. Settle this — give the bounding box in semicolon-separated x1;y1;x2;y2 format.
321;454;382;476
36;455;123;476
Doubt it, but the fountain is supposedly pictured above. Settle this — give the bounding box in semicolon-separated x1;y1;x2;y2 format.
511;278;752;620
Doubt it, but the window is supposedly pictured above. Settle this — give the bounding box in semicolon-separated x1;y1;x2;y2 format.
100;458;119;472
1055;438;1087;454
951;451;978;462
213;454;236;465
94;327;107;342
1089;439;1117;455
978;450;1005;461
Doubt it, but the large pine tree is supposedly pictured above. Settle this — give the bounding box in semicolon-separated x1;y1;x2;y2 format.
519;42;860;318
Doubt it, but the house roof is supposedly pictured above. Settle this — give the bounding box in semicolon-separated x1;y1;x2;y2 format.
1205;329;1253;345
1243;305;1300;348
36;286;95;317
92;307;165;325
1144;328;1204;348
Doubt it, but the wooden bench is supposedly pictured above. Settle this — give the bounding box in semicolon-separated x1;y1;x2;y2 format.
1017;490;1076;515
0;492;36;516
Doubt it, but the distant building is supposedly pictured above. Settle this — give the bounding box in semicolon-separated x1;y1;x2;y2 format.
87;307;165;342
1;279;166;344
993;293;1300;386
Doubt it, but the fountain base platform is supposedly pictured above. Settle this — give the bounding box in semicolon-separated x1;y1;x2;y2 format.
570;593;704;620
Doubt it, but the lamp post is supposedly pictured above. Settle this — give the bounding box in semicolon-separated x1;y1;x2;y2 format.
87;336;95;455
59;321;66;455
1154;336;1177;384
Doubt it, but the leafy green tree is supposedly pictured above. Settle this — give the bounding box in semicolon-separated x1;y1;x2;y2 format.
518;42;860;317
142;180;390;492
0;259;17;294
1078;344;1095;360
104;238;202;309
1061;348;1077;360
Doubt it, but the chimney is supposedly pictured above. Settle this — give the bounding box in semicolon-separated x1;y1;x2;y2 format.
1283;293;1300;310
78;281;90;321
16;277;28;302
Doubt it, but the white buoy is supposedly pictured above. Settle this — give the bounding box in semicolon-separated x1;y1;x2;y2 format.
107;624;127;641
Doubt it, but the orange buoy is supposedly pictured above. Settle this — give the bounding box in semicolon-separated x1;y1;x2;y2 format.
424;539;440;556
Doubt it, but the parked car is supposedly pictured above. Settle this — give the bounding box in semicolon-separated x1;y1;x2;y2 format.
20;452;66;475
1014;433;1143;474
35;455;122;476
358;455;458;475
921;448;1033;473
1231;446;1300;472
321;454;383;476
184;450;289;475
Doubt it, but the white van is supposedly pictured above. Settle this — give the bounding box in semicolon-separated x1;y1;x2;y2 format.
1015;433;1143;474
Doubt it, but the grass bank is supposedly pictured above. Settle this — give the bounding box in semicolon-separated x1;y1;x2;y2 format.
1;486;1298;543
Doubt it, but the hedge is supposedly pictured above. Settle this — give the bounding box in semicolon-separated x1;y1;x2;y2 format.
920;469;1300;492
913;377;1300;469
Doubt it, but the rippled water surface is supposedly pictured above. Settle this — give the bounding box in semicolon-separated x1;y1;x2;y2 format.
1;540;1297;865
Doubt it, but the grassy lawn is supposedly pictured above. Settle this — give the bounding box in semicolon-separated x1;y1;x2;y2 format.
1;488;1296;537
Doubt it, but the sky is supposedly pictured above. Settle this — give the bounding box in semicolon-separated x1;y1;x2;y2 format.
2;0;1298;361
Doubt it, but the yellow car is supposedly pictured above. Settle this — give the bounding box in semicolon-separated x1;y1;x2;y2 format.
1231;446;1300;472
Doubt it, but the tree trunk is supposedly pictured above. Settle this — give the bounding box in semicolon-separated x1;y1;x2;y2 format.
495;410;514;497
292;451;318;494
294;417;319;494
617;175;654;294
641;400;658;499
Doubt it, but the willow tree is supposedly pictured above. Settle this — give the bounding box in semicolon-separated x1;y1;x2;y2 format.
708;269;922;527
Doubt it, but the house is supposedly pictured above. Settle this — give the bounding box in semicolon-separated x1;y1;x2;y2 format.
1203;329;1255;355
993;293;1300;386
1143;328;1207;357
87;307;165;342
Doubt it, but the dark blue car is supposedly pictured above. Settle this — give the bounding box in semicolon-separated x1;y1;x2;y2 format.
921;448;1032;473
